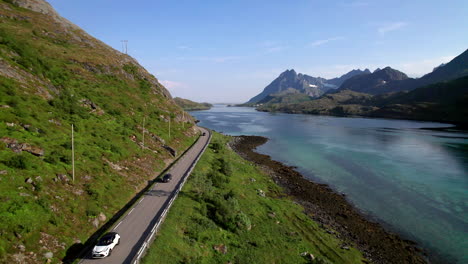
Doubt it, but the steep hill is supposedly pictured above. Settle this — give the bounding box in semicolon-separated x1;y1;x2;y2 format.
337;67;409;94
173;97;212;111
0;1;198;263
339;49;468;95
369;75;468;123
381;49;468;93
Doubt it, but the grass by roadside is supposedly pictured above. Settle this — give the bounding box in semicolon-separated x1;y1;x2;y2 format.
0;2;197;262
142;132;365;264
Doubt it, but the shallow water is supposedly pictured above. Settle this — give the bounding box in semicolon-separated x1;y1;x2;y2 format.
191;105;468;263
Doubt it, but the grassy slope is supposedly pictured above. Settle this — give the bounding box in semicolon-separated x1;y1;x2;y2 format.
174;97;213;111
0;1;197;263
142;133;364;264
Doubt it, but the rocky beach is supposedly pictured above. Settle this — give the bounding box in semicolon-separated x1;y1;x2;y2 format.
230;135;428;264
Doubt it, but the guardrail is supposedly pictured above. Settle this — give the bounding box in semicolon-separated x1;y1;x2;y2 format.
131;128;212;264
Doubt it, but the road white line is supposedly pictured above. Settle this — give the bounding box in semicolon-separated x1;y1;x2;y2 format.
128;208;135;215
138;197;145;204
113;221;123;230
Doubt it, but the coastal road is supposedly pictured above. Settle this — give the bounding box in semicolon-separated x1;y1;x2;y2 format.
79;127;210;264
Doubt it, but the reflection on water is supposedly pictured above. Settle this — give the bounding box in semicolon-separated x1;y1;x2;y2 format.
192;105;468;263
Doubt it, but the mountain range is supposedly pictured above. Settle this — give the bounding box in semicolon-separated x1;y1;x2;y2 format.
246;68;370;104
249;49;468;124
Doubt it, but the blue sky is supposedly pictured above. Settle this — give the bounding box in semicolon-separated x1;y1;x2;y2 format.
48;0;468;103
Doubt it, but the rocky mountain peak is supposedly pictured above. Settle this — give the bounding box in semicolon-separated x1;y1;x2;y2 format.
280;69;297;78
12;0;80;30
376;67;408;80
12;0;55;15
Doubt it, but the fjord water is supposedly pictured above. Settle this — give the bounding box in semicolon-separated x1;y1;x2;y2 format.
191;105;468;263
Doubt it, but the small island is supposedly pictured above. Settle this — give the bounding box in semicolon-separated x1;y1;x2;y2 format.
174;97;213;111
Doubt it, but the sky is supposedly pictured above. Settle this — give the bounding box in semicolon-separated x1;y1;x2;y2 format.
47;0;468;103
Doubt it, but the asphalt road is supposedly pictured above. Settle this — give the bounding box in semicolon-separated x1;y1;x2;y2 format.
80;127;210;264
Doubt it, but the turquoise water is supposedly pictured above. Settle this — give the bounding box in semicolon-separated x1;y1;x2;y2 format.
191;105;468;263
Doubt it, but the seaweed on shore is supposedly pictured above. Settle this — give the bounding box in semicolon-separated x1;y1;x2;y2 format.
230;135;428;264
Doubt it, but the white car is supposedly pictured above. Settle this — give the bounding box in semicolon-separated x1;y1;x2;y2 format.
92;232;120;258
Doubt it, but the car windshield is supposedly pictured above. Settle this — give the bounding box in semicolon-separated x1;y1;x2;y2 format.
97;237;113;246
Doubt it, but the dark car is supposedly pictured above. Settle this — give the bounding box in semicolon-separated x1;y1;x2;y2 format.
162;173;172;183
202;132;206;136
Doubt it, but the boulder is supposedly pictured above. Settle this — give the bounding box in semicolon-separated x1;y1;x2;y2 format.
92;218;99;228
56;174;69;182
257;189;266;197
163;145;177;157
0;137;44;156
18;244;25;252
98;212;106;222
213;244;227;254
21;144;44;156
43;251;53;259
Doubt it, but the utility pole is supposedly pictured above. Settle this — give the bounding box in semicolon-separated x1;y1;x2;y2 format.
142;116;146;148
121;40;128;54
71;124;75;182
169;117;171;139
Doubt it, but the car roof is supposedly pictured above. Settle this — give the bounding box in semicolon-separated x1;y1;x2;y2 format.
102;232;118;238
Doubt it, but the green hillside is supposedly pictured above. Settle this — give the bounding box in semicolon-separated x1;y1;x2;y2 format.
0;1;197;263
143;133;364;264
174;97;212;111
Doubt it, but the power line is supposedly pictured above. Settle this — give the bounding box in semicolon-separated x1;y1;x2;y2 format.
121;40;128;54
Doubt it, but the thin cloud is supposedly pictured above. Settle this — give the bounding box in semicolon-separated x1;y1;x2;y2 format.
260;41;287;53
309;37;344;47
160;80;187;90
176;56;242;63
378;22;407;35
341;1;369;7
397;55;455;77
177;45;191;50
266;46;286;53
300;54;456;79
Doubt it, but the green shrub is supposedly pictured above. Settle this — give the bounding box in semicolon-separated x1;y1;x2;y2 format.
122;64;138;75
4;154;28;169
209;171;229;188
219;158;232;176
210;142;222;151
312;257;333;264
139;79;151;91
86;202;100;217
235;212;251;231
49;89;89;120
206;196;239;232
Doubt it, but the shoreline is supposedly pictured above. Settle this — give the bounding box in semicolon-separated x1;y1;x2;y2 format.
230;135;427;264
